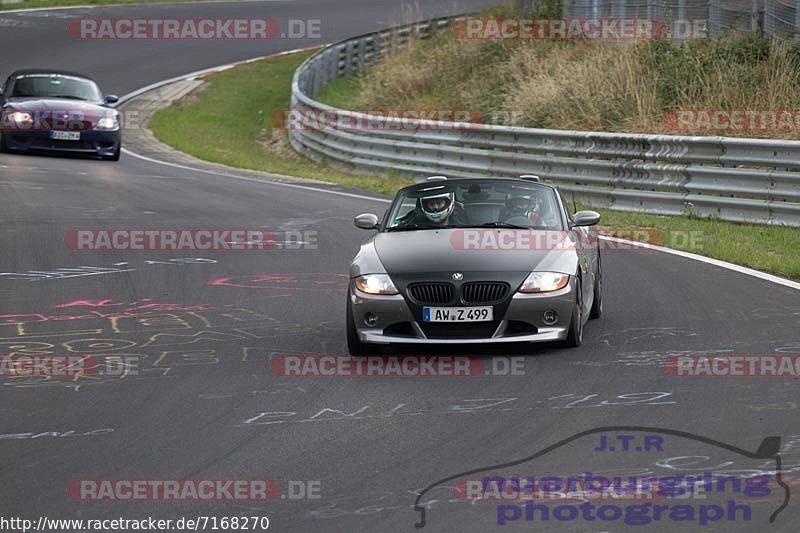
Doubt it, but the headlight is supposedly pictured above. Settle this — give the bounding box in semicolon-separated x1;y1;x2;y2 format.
518;272;570;293
95;116;119;130
354;274;399;295
7;111;32;123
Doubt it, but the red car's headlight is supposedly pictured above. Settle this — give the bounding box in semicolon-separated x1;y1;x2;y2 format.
7;111;32;123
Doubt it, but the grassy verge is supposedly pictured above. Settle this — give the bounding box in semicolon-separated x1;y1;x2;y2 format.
150;50;799;280
149;51;412;196
590;207;800;279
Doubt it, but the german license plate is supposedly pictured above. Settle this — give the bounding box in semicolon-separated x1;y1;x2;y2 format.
50;130;80;141
423;306;493;322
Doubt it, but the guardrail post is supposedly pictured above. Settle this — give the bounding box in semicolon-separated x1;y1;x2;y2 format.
748;0;762;37
611;0;624;18
325;48;337;83
517;0;538;15
310;61;321;96
343;41;354;78
674;0;687;40
373;33;383;63
708;0;720;38
646;0;660;20
764;0;776;37
356;37;367;72
795;0;800;41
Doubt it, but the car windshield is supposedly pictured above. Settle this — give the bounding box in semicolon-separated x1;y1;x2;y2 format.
9;74;103;102
386;180;564;231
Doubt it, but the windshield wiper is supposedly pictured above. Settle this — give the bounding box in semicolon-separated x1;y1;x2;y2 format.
49;95;92;101
387;224;444;232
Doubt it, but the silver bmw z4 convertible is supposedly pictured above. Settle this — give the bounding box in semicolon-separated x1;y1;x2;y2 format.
346;176;603;355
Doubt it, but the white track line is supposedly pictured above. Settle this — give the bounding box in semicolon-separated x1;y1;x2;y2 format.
124;149;390;204
599;236;800;291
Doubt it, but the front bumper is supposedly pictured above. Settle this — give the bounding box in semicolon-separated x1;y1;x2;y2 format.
349;278;576;345
4;129;120;156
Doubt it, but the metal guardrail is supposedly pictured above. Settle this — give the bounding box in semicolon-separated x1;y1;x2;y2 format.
562;1;796;41
289;16;800;226
560;0;764;39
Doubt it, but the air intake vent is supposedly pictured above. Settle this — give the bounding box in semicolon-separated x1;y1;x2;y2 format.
461;282;509;304
407;283;455;305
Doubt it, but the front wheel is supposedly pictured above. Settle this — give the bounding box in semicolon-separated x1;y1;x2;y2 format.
562;277;583;348
346;292;367;356
589;255;602;319
0;132;7;153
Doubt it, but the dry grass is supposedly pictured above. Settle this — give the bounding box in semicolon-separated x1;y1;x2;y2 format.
501;43;662;131
324;24;800;139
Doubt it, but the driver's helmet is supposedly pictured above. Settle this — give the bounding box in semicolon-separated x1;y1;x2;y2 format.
505;193;535;215
419;191;455;224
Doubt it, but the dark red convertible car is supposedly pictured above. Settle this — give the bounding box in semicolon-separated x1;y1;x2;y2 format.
0;69;121;161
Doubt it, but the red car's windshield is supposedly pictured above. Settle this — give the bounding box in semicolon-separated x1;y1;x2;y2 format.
10;74;103;102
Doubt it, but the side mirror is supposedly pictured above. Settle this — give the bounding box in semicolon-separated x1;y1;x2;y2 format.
572;210;601;227
105;95;119;105
354;213;379;230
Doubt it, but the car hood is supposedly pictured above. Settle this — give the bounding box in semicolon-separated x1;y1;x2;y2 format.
372;228;578;275
3;98;109;122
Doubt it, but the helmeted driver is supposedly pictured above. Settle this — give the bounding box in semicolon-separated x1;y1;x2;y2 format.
420;191;455;223
397;190;467;227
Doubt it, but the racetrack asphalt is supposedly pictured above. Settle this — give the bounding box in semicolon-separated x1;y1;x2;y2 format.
0;2;798;532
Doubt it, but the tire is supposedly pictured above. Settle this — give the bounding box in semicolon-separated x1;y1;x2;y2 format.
562;276;583;348
346;291;367;356
589;254;603;319
0;132;7;153
103;143;121;161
